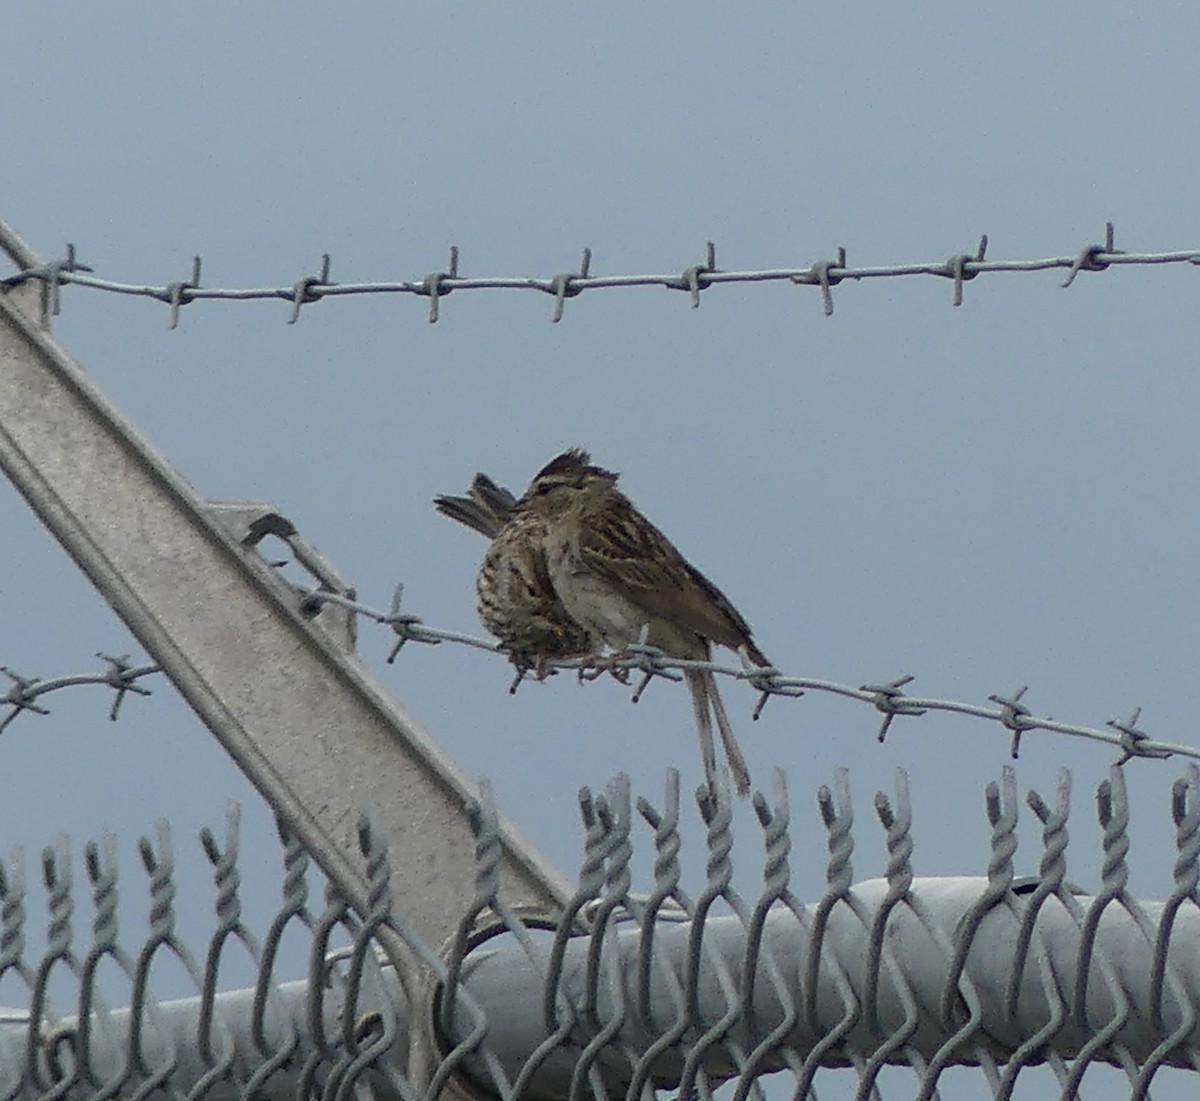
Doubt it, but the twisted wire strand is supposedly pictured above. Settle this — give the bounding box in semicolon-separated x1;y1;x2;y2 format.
75;835;137;1101
508;788;605;1101
127;821;206;1101
572;778;638;1101
1143;766;1200;1088
243;817;314;1098
676;783;762;1101
733;772;805;1101
987;770;1072;1101
625;774;693;1101
1041;771;1137;1100
325;813;404;1101
0;848;39;1101
26;839;80;1099
855;774;928;1101
795;773;863;1099
192;805;252;1096
2;225;1198;327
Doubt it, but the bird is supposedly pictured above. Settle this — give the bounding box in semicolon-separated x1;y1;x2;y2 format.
434;473;596;677
518;448;770;797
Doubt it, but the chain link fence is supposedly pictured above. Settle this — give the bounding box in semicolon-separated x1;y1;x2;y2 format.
1;763;1197;1100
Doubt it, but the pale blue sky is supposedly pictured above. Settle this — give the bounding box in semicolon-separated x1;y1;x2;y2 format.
3;5;1200;1015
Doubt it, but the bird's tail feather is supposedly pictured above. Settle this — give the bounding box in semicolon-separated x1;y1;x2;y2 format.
708;673;751;797
470;474;519;517
685;668;751;798
684;668;720;796
433;494;504;539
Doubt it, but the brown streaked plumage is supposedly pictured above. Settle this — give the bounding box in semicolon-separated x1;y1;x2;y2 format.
434;474;596;672
519;448;769;797
433;474;518;540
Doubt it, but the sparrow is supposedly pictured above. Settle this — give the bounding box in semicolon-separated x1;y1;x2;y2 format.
434;474;596;675
518;448;769;796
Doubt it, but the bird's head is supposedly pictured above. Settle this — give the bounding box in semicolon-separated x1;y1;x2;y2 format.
519;448;618;516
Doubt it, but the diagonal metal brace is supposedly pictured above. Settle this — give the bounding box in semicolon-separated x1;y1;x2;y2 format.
0;218;571;945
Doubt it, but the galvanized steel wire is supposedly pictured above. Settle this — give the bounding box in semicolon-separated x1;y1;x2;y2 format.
3;577;1193;769
0;656;156;733
1;764;1199;1099
2;224;1198;326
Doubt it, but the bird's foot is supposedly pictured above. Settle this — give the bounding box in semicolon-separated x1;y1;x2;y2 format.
576;651;633;685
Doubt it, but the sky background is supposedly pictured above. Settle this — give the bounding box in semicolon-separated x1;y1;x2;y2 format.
3;5;1200;1090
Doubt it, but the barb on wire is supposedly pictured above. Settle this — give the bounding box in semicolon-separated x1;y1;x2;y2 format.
0;242;92;318
549;248;591;323
3;223;1196;327
288;254;332;325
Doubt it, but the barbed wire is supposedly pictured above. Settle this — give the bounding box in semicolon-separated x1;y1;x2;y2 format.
4;578;1195;770
2;224;1198;328
0;654;158;733
303;584;1200;767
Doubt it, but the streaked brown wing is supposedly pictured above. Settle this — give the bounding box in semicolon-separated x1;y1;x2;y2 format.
576;494;757;651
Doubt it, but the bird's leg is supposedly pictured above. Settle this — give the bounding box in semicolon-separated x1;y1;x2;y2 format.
582;623;651;686
576;653;606;681
605;653;633;684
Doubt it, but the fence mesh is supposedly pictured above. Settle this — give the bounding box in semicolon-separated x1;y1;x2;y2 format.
0;763;1197;1100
